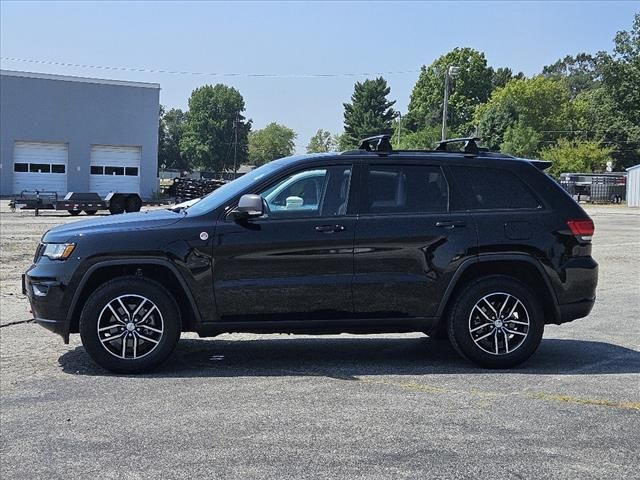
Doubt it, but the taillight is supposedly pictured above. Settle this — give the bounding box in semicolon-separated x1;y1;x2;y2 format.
567;219;595;242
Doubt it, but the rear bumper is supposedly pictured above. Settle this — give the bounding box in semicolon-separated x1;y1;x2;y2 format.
557;299;595;324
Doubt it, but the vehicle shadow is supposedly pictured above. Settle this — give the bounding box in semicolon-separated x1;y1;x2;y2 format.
58;336;640;378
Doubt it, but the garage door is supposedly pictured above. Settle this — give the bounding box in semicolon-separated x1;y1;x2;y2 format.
13;141;68;195
89;145;141;197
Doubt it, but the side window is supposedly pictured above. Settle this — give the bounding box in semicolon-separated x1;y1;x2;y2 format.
451;166;541;210
258;165;352;219
364;165;448;214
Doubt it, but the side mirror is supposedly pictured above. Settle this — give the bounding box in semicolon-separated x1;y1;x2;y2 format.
231;194;264;220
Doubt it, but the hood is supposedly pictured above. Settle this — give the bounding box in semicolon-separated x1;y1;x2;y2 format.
42;209;184;243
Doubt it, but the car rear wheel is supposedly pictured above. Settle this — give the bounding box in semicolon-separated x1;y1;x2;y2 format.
68;210;81;216
447;275;544;368
79;277;181;373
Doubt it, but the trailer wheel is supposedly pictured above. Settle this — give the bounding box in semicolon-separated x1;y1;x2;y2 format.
125;195;142;213
108;196;126;215
84;210;97;215
68;210;81;216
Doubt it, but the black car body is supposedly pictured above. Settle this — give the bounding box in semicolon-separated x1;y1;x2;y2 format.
24;137;598;372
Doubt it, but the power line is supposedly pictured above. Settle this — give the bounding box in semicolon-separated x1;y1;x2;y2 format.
0;56;419;79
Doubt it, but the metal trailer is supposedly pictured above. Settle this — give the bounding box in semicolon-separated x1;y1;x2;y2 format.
559;173;627;203
9;191;143;216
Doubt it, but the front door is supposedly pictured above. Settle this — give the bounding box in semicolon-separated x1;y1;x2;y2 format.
212;164;356;322
352;162;476;319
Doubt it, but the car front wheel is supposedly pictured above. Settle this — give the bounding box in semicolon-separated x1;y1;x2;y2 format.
79;277;181;373
447;275;544;368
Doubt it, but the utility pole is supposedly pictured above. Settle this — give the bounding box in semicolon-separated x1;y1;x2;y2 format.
441;66;460;141
233;111;239;180
396;112;402;148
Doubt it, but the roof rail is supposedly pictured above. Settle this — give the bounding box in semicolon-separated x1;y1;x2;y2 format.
358;135;393;152
435;137;481;155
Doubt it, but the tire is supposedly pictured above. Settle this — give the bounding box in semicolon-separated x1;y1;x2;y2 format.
84;210;97;215
108;196;125;215
79;277;181;373
68;210;81;216
447;275;544;368
125;195;142;213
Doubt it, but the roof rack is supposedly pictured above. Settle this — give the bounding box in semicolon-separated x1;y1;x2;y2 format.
358;135;393;152
435;137;481;155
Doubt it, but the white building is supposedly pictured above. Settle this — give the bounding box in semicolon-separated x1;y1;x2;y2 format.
626;164;640;208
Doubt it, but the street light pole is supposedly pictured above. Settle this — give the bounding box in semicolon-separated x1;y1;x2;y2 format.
441;66;459;141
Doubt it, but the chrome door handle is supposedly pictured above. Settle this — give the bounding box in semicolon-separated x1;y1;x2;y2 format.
315;224;345;233
435;221;466;229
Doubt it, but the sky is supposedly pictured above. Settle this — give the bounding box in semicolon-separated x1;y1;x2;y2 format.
1;1;638;153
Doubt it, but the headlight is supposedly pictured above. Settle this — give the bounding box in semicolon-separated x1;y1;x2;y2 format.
42;243;76;260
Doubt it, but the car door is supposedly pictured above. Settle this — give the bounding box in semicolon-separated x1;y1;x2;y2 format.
352;161;476;319
212;163;357;322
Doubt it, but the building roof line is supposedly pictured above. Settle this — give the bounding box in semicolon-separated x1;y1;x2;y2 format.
0;69;160;89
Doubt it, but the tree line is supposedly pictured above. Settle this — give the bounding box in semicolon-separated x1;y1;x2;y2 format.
159;13;639;176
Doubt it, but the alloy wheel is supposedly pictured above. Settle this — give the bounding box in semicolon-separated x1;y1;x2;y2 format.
468;292;530;355
97;294;164;360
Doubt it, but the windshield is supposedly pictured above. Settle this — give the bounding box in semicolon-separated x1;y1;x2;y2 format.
184;161;285;216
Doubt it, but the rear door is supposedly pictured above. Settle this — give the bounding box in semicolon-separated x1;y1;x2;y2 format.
352;161;476;319
212;162;357;321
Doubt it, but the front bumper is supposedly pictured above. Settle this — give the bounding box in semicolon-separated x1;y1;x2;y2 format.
22;272;71;343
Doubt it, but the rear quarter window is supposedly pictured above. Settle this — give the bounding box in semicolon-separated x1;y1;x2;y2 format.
451;166;541;210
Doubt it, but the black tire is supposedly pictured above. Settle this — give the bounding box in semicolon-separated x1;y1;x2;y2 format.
68;210;81;216
79;277;181;373
84;210;97;215
108;196;126;215
125;195;142;213
447;275;544;368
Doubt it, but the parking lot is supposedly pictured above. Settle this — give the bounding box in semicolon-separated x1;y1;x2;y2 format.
1;201;639;479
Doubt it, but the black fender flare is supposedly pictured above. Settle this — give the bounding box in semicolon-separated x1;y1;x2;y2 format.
435;253;560;322
66;258;203;329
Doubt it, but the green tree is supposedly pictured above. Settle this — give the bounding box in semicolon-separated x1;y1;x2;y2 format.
573;87;640;169
342;77;397;148
499;121;543;158
540;139;612;177
491;67;525;91
306;129;336;153
542;53;600;98
598;13;640;127
180;84;251;172
396;125;442;150
159;106;189;171
475;76;571;152
248;122;297;166
407;48;493;134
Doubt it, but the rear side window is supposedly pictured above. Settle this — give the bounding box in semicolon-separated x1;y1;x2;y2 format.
364;165;448;214
451;166;541;210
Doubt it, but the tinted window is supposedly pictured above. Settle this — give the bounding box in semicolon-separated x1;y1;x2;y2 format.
364;165;448;214
91;166;104;175
51;164;65;174
451;166;540;210
30;163;51;173
105;166;124;176
125;167;139;176
258;165;352;219
14;163;28;172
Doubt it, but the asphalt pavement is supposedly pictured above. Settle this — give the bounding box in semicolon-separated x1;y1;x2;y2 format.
1;205;638;479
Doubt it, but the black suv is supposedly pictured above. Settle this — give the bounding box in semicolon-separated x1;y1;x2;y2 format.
23;136;598;373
